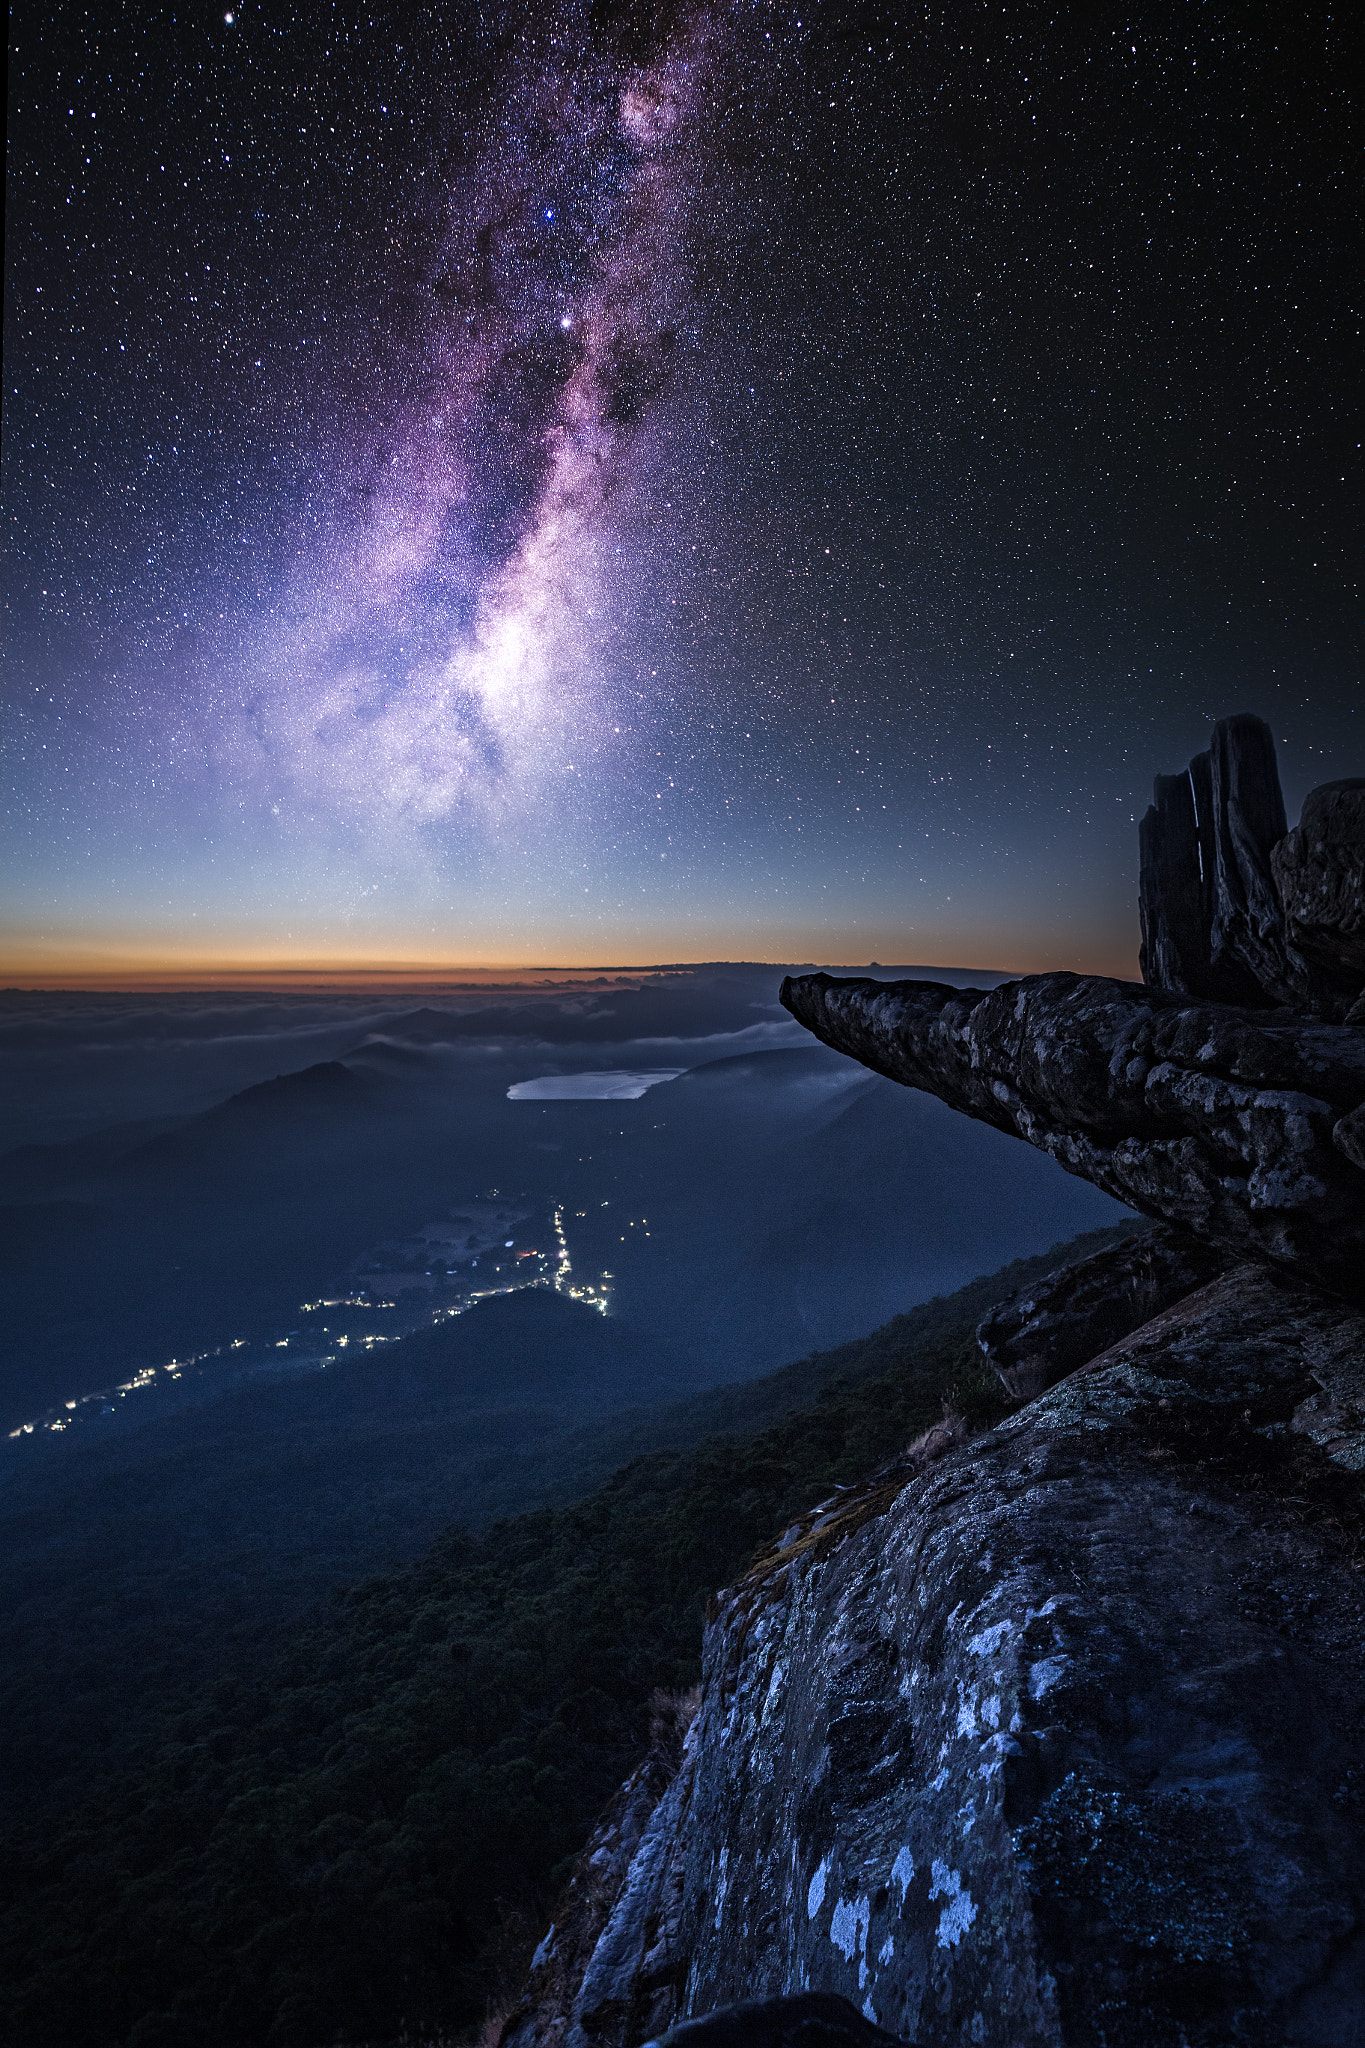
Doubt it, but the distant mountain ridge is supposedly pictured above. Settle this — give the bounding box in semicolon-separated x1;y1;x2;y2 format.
127;1060;377;1163
0;1033;1128;1431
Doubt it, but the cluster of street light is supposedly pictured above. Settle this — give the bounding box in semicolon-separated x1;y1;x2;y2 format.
8;1203;614;1442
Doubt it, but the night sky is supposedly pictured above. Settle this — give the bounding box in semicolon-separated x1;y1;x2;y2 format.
3;1;1359;978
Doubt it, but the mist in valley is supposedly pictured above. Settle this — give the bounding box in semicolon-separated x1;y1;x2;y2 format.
1;966;1130;1817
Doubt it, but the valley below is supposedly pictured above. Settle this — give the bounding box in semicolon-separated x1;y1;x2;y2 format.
0;962;1146;2048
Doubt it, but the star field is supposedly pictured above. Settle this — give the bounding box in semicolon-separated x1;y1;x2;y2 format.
3;1;1359;974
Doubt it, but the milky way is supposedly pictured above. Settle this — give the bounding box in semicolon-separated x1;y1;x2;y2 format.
3;2;1360;970
245;1;761;836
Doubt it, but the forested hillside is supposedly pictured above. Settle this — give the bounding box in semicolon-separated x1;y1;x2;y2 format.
0;1226;1135;2048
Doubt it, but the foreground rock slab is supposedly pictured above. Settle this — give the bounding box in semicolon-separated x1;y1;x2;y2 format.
780;969;1365;1302
524;1269;1365;2047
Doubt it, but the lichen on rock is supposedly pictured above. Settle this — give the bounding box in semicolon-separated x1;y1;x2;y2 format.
507;1269;1365;2047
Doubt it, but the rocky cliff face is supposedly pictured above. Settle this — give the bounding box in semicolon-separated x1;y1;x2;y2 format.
503;718;1365;2048
1273;780;1365;1000
506;1692;699;2048
506;1269;1365;2048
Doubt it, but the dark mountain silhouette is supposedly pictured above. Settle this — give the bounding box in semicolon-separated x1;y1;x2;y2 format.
0;1037;1127;1431
125;1061;379;1172
347;970;781;1049
343;1037;443;1075
0;1281;707;1820
0;1227;1137;2047
562;1054;1126;1368
314;1284;701;1411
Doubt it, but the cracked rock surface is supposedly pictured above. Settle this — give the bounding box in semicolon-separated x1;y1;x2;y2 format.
519;1269;1365;2048
779;970;1365;1303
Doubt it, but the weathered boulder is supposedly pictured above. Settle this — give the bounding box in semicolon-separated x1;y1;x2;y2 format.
520;1268;1365;2046
1138;713;1313;1009
507;720;1365;2048
1272;779;1365;1007
975;1224;1227;1399
1137;720;1365;1018
778;970;1365;1303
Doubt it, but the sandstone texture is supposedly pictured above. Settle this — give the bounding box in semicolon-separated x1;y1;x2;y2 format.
504;1692;697;2048
1202;714;1307;1008
515;1270;1365;2047
506;719;1365;2048
1137;761;1213;999
778;970;1365;1303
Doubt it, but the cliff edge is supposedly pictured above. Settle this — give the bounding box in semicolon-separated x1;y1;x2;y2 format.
503;722;1365;2048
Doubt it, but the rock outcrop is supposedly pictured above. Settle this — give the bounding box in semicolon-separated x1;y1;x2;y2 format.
974;1225;1228;1400
509;1268;1365;2046
503;1690;699;2048
645;1993;906;2048
1137;713;1309;1009
1137;715;1365;1019
777;970;1365;1303
505;721;1365;2048
1272;780;1365;1008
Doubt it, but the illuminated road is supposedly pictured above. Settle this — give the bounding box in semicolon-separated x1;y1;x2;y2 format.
6;1198;611;1445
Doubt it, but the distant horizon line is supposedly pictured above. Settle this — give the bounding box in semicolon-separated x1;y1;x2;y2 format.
0;952;1136;994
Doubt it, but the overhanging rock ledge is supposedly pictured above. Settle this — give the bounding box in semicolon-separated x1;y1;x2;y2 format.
779;969;1365;1304
504;721;1365;2048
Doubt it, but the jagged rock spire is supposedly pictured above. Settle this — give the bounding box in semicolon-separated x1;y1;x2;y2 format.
1137;762;1214;995
1138;712;1311;1008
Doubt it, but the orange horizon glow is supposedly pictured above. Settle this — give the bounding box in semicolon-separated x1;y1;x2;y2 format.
0;940;1142;992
